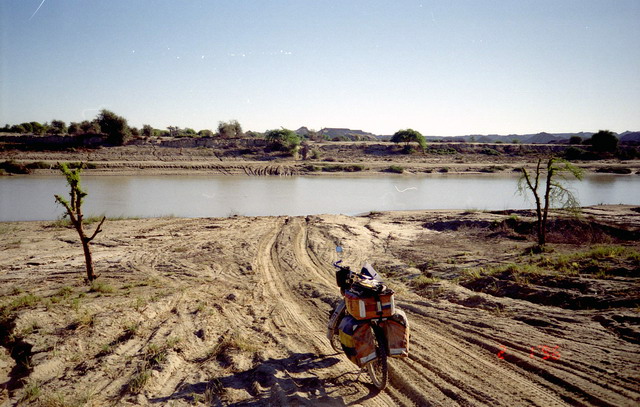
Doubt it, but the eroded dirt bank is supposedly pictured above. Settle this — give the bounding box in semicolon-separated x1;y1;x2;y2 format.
3;143;639;176
1;206;639;406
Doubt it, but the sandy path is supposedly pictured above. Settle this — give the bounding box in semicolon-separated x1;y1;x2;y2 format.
1;209;638;406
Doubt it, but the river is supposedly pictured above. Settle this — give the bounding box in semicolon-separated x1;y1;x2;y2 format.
0;174;638;221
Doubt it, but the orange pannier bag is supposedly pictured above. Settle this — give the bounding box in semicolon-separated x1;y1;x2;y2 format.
338;315;377;367
384;309;409;358
344;279;395;320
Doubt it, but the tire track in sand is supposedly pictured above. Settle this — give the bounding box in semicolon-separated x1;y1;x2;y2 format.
253;217;326;350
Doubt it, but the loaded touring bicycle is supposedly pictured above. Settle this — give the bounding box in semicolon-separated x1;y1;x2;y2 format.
327;247;409;390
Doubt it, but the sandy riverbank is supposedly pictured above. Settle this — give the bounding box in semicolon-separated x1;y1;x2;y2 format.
1;206;639;405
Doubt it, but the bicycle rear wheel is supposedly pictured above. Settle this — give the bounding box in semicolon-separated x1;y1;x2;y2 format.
327;302;346;352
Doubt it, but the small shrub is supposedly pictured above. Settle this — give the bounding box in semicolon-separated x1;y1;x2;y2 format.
123;322;140;337
438;167;449;173
166;336;182;349
321;164;365;172
595;167;632;174
427;147;457;155
321;164;340;172
411;275;440;289
385;165;404;174
39;392;71;407
25;161;51;170
0;160;30;174
69;311;95;330
134;297;147;311
145;343;168;367
402;145;416;154
585;245;626;259
204;378;226;402
564;146;587;160
1;293;41;317
56;286;74;299
90;281;114;294
617;146;639;160
480;148;500;156
127;365;151;393
18;381;41;403
479;166;505;173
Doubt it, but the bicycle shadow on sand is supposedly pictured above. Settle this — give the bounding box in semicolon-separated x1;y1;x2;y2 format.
149;351;372;406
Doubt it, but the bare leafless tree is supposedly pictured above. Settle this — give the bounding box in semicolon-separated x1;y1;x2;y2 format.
518;157;583;246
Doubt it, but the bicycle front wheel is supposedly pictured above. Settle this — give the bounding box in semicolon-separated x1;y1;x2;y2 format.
328;328;342;352
367;331;388;390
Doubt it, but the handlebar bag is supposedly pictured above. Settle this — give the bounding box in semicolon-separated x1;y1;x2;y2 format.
338;315;377;367
345;282;395;320
384;309;409;358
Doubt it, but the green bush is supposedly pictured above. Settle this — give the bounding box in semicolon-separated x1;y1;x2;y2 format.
589;130;618;153
480;148;500;156
97;109;132;145
595;167;632;174
385;165;404;174
25;161;51;170
617;146;639;160
0;160;30;174
402;145;415;154
55;162;97;170
564;146;587;160
264;128;300;153
427;147;457;155
479;166;505;173
322;164;365;172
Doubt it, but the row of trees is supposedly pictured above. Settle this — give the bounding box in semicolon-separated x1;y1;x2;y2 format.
1;110;133;145
1;113;250;145
388;129;622;155
2;113;623;158
2;120;64;135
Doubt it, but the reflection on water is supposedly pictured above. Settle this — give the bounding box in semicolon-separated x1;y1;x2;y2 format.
1;174;638;221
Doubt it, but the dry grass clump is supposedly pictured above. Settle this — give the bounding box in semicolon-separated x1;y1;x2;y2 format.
1;293;41;318
127;365;151;394
411;275;440;290
89;280;115;294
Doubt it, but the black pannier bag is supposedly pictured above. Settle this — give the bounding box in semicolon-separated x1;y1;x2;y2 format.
336;266;351;293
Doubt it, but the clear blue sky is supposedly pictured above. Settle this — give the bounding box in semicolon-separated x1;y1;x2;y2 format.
1;0;639;136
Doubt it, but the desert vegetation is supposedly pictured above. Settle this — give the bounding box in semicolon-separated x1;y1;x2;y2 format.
518;158;583;246
54;163;106;283
1;111;638;166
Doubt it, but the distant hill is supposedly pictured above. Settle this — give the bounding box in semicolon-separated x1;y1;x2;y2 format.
295;127;378;141
293;127;638;144
295;127;311;137
620;131;640;143
319;128;378;140
432;132;599;144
